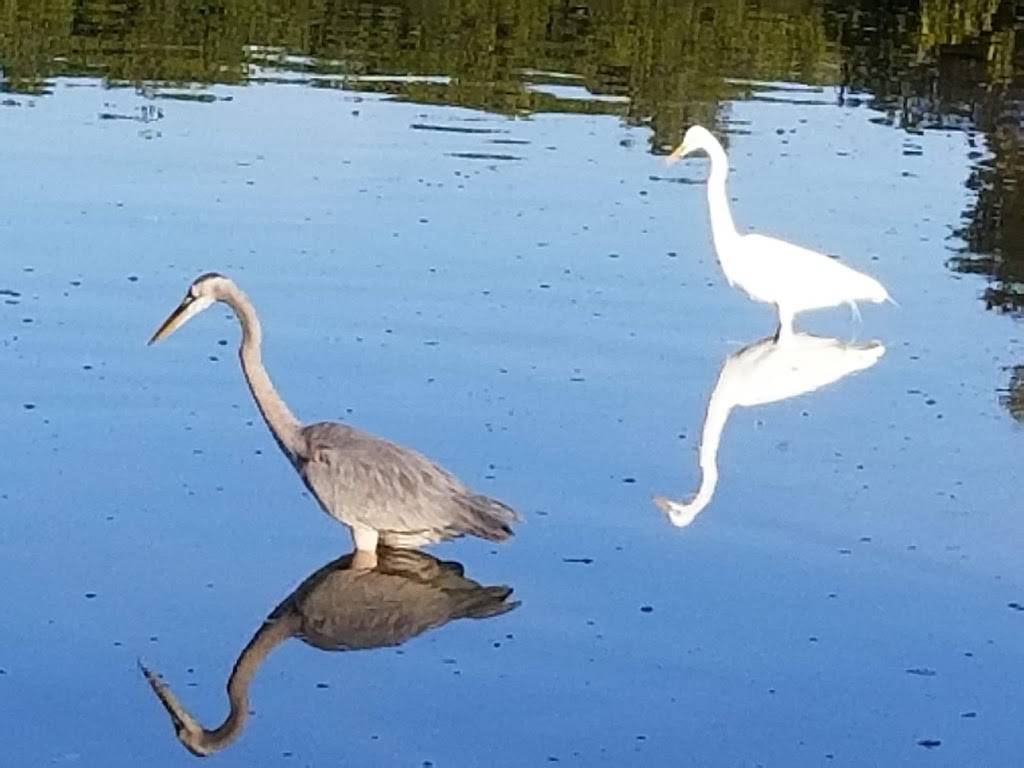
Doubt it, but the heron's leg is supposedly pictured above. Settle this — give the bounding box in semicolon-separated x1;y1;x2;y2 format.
351;525;379;554
351;548;379;570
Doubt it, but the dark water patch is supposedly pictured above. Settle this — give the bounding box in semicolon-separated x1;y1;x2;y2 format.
445;152;521;161
648;174;702;185
98;112;138;121
412;123;505;135
154;91;219;103
746;94;831;106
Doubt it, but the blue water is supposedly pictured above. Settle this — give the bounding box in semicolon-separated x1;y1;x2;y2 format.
1;76;1022;766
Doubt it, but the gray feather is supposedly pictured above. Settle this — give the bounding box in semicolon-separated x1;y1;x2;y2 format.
288;548;518;650
298;422;520;547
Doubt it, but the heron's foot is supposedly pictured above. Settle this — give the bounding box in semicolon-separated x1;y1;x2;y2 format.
653;496;701;528
351;525;380;557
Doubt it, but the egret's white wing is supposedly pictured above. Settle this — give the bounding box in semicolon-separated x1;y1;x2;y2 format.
734;234;889;310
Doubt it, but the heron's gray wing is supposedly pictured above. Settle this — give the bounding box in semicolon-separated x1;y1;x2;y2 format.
299;422;517;541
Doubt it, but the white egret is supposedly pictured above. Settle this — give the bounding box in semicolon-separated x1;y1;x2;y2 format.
655;333;885;528
667;125;891;340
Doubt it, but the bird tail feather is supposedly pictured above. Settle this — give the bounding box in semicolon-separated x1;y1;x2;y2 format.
457;494;519;541
861;273;891;304
451;586;519;620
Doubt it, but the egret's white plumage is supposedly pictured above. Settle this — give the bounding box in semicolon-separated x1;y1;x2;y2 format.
667;125;891;340
655;333;885;528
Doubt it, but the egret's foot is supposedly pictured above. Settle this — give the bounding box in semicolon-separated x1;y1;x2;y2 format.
773;323;796;344
654;496;701;528
773;307;797;344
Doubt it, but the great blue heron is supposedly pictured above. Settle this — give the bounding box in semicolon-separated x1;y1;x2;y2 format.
655;333;885;528
149;273;519;551
141;547;518;756
666;125;892;341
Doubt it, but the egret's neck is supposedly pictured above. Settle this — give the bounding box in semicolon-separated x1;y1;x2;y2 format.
682;370;731;519
222;284;305;461
705;144;739;256
656;365;731;528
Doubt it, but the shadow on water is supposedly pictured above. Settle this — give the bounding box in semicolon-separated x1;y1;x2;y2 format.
0;0;1021;416
140;547;518;757
655;333;886;528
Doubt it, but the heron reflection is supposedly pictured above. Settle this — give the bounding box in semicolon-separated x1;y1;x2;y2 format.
141;548;518;756
655;333;885;528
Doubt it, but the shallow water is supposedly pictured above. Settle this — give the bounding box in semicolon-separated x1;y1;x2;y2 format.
2;2;1023;766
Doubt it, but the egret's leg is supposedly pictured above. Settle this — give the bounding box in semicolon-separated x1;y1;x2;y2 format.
848;300;862;324
774;306;795;343
351;525;379;553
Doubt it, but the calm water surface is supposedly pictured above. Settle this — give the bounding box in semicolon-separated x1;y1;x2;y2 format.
2;2;1023;766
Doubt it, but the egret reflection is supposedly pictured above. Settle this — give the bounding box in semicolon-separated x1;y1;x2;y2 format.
655;333;885;528
141;548;518;756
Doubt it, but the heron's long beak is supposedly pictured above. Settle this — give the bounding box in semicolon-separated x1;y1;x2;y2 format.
139;660;213;756
665;142;691;166
148;294;212;345
139;660;190;733
148;296;194;345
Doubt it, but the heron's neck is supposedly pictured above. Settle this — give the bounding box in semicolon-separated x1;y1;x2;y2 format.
222;284;305;461
207;616;296;750
169;614;296;755
706;145;740;257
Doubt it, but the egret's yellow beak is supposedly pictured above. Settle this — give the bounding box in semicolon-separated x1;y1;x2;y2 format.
148;295;198;345
665;142;691;166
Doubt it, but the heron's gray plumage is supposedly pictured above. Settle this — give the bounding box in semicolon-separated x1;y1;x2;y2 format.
286;547;517;649
141;548;518;756
300;422;517;548
149;274;519;551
